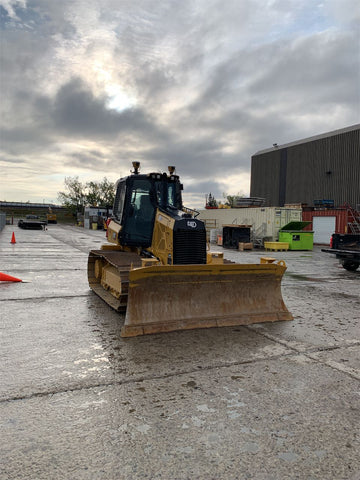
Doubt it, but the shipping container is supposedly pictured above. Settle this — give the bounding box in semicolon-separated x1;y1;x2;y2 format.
301;208;356;244
302;209;349;234
198;207;302;243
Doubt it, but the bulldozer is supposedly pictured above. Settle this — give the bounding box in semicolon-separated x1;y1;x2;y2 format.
88;162;293;337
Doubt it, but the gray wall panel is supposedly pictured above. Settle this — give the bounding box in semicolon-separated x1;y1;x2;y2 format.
250;126;360;208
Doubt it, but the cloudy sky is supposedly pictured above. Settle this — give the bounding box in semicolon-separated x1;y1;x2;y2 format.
0;0;359;208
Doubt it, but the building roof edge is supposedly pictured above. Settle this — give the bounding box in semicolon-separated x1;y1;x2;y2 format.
252;124;360;156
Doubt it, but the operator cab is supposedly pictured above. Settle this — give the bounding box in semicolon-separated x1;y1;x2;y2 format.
112;163;183;247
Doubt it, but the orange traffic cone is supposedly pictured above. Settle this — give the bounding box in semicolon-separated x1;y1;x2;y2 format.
0;272;22;282
11;232;16;244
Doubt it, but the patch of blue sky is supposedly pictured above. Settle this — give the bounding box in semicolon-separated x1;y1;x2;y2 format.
46;174;69;181
0;3;46;31
285;5;337;36
248;3;337;47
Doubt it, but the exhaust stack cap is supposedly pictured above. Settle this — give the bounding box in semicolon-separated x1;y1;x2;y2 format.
132;161;140;174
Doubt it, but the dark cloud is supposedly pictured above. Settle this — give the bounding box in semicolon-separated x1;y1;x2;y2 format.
52;77;158;138
142;138;243;177
0;156;27;165
65;149;123;173
182;179;228;197
248;32;358;107
0;0;359;205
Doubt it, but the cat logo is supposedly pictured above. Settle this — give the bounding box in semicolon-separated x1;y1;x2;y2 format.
187;221;197;228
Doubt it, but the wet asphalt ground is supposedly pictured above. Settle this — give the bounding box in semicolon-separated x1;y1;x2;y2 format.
0;223;359;480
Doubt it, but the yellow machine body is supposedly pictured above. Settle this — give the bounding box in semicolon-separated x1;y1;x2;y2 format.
106;210;178;266
88;164;293;337
149;211;175;265
122;260;291;337
46;213;57;224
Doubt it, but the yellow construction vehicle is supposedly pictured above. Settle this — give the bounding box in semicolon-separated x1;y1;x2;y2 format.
88;162;293;337
46;207;57;224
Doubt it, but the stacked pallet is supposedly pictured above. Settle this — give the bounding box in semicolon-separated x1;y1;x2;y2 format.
238;242;253;251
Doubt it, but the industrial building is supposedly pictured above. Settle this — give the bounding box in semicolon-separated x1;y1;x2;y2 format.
250;124;360;210
199;124;359;245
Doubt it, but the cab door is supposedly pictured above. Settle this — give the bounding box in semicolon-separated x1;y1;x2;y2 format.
121;178;156;247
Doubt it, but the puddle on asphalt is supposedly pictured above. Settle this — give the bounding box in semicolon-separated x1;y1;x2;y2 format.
286;272;359;283
285;273;327;282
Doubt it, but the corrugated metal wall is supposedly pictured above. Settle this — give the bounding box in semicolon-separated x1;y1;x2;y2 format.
250;152;281;206
250;126;360;208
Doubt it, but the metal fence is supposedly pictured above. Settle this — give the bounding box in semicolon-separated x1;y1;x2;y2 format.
0;212;6;231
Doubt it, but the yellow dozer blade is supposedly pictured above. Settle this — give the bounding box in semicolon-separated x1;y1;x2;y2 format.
121;260;292;337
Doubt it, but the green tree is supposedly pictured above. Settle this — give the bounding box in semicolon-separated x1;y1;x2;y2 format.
206;193;218;207
223;192;245;208
86;181;100;207
85;177;115;206
97;177;115;206
58;176;86;214
58;176;115;213
223;193;236;208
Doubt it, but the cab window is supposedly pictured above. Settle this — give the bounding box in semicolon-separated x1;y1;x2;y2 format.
122;178;156;246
